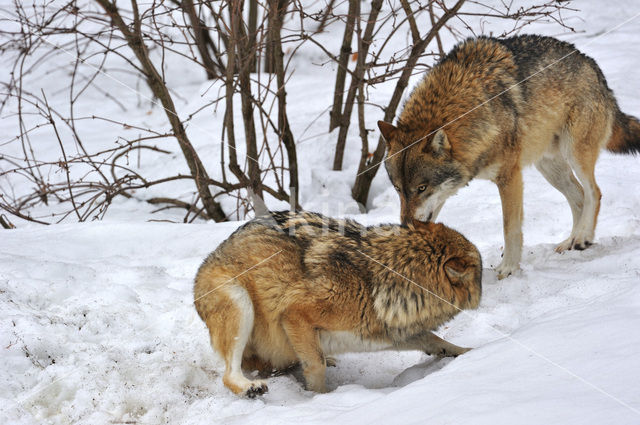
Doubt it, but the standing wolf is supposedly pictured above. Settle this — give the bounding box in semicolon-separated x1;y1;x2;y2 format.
378;34;640;279
194;211;481;396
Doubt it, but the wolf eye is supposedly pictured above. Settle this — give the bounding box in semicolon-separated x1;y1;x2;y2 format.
394;185;400;192
417;185;426;193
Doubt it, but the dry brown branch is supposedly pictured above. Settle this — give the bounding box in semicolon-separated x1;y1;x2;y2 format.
95;0;226;221
0;0;574;223
332;0;383;171
0;214;16;229
352;0;467;205
328;0;358;132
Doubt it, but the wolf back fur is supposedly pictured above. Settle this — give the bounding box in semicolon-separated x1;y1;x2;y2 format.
194;211;482;396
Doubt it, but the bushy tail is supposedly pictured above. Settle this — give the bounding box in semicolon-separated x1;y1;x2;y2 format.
607;111;640;155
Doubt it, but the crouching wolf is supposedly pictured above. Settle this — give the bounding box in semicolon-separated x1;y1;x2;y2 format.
194;211;481;397
378;35;640;279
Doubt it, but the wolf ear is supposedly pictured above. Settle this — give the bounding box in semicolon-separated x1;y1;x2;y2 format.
430;129;450;153
444;258;475;286
378;121;397;144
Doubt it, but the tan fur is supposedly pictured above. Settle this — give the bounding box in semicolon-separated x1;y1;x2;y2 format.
194;211;482;396
379;35;640;279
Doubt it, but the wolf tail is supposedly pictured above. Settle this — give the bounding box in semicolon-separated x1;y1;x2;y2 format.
607;111;640;155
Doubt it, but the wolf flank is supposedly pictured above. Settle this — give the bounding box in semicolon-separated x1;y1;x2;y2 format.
194;211;482;396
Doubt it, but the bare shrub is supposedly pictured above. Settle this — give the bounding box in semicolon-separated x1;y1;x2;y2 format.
0;0;574;224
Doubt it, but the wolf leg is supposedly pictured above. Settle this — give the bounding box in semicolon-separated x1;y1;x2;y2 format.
242;354;277;377
563;125;606;251
398;331;471;357
535;155;585;252
282;311;327;393
208;284;268;398
495;167;524;279
566;162;601;250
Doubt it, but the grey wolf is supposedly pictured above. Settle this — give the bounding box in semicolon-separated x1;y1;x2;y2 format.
378;34;640;279
194;211;481;396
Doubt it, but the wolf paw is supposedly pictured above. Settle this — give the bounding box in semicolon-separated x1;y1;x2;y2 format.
555;237;593;253
495;262;519;280
244;381;269;398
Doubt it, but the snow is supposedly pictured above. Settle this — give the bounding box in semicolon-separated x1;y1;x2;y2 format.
2;0;640;424
3;196;640;424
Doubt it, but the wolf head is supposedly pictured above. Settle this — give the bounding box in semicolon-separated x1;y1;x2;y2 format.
410;220;482;310
378;121;470;225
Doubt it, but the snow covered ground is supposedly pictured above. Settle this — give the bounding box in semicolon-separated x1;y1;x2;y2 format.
5;153;640;424
2;0;640;424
